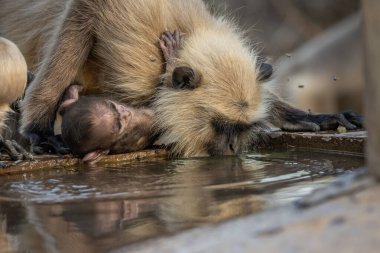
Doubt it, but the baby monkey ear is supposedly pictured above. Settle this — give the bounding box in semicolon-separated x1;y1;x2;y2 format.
257;63;273;81
59;84;84;111
60;98;77;111
172;66;200;90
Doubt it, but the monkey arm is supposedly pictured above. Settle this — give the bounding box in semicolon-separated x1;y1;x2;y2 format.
266;92;363;131
20;1;94;153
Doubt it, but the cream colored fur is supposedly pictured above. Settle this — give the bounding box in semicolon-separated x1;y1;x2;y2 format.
0;37;27;131
0;0;268;156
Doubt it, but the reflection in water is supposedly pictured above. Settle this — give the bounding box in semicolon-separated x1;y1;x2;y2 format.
0;150;364;253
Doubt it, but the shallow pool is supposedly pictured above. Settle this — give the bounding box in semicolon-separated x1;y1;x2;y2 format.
0;150;364;253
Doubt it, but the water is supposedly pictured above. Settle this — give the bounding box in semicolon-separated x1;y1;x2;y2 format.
0;150;364;253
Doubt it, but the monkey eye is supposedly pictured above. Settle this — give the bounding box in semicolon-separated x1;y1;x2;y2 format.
110;102;122;131
257;63;273;81
115;118;122;132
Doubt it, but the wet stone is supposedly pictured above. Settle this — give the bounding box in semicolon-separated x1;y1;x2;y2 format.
257;130;366;153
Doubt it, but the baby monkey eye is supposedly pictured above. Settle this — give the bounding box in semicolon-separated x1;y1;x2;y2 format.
110;102;122;131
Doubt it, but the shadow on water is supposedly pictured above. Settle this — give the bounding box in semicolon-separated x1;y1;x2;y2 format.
0;150;364;253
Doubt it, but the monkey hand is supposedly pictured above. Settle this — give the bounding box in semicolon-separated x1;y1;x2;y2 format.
277;110;363;132
305;111;363;131
24;127;70;155
159;30;182;72
0;136;33;167
159;30;200;90
268;95;363;132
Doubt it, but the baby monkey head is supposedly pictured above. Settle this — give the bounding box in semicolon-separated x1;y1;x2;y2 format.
61;97;120;155
60;86;154;162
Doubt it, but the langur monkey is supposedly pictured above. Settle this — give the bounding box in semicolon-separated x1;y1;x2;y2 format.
0;0;363;157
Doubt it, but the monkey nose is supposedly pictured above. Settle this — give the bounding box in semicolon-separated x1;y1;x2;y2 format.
228;137;239;155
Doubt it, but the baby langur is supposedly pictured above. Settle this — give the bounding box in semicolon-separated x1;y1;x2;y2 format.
0;37;33;163
57;85;155;163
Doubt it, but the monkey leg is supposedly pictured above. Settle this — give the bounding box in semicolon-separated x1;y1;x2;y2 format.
267;92;363;131
20;1;94;153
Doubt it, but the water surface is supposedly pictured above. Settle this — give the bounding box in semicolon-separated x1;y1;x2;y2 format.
0;150;364;253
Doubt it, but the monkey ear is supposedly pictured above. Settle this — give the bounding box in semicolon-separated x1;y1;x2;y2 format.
172;66;199;90
59;85;84;111
257;63;273;81
59;98;77;111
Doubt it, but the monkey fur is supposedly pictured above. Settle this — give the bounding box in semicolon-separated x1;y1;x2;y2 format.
58;85;155;162
0;37;27;127
0;0;362;157
0;36;32;162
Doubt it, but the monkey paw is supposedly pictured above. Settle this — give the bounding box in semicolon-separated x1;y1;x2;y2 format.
28;133;70;155
313;111;363;131
282;111;363;132
159;30;182;69
0;136;34;163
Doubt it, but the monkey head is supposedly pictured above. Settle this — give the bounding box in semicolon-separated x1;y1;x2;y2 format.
154;29;272;157
59;85;155;162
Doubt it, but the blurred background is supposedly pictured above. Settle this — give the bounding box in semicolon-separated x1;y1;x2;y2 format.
205;0;363;114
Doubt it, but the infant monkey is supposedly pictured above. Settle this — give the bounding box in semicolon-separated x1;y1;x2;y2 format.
57;85;155;163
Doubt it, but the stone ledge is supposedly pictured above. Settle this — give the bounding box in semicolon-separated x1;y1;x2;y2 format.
0;130;366;175
0;149;169;176
261;130;366;153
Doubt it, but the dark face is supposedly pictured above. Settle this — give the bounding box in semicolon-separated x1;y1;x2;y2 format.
206;119;254;156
